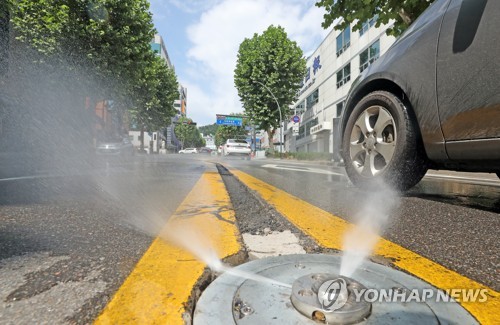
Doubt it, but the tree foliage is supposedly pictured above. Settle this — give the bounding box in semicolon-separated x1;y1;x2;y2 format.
215;125;248;147
234;25;306;147
174;117;205;149
198;123;219;137
8;0;178;133
315;0;435;37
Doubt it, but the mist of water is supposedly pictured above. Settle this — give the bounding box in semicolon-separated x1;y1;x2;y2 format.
340;183;399;277
162;223;291;288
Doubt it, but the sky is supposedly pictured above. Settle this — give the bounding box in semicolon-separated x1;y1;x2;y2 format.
149;0;332;126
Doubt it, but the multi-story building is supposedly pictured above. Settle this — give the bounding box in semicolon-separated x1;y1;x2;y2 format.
151;34;173;69
286;17;396;155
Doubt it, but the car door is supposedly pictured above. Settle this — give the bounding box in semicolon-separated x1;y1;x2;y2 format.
436;0;500;160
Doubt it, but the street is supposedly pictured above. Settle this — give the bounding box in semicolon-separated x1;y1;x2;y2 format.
0;154;498;324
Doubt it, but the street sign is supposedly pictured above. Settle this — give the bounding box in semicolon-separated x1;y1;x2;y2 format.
216;115;243;126
292;115;300;123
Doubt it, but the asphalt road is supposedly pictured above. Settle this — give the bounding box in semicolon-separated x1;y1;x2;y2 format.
217;156;500;292
0;155;209;324
0;154;498;323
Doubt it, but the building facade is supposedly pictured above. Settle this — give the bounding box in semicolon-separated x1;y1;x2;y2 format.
151;34;173;69
287;18;396;155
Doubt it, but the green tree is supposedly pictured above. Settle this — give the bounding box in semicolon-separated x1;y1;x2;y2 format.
215;125;248;147
315;0;435;37
198;123;219;137
174;117;204;149
9;0;179;151
131;54;178;150
234;25;306;149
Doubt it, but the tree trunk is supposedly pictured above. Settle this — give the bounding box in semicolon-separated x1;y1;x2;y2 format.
267;128;275;151
140;125;145;151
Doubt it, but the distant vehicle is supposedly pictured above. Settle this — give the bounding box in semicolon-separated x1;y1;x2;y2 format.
223;139;251;157
96;137;134;156
339;0;500;190
198;147;212;154
179;148;198;154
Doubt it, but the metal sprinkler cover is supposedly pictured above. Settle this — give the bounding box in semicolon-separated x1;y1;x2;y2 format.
193;254;478;324
291;274;371;324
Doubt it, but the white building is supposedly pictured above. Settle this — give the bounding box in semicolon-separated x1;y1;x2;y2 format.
287;17;396;154
151;34;173;69
201;134;216;150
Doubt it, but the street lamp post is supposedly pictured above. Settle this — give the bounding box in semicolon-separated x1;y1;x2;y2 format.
253;80;283;158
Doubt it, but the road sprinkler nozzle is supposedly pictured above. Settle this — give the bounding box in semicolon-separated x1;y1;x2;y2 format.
291;273;371;324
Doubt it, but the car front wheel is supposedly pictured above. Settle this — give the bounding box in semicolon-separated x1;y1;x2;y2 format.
342;91;428;191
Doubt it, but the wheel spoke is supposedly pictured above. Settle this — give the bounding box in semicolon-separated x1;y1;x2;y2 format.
375;142;395;163
373;107;393;135
350;142;364;158
354;111;371;135
361;151;376;177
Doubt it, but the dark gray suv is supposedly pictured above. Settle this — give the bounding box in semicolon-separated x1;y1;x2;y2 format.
340;0;499;190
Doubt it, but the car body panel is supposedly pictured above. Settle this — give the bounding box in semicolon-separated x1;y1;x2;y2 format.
223;139;251;156
436;0;500;157
179;148;198;154
96;138;134;156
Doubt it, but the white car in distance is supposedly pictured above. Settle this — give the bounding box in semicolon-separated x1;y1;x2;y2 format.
223;139;251;157
179;148;198;154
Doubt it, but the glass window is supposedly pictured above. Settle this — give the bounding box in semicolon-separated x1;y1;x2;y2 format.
359;14;379;37
306;89;319;109
296;101;305;113
360;40;380;72
336;27;351;56
336;101;345;117
336;63;351;88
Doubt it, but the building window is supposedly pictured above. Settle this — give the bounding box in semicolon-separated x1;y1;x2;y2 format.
336;100;345;117
336;27;351;56
306;89;319;109
305;117;319;137
336;63;351;88
298;125;306;140
296;101;305;113
360;40;380;73
359;14;379;37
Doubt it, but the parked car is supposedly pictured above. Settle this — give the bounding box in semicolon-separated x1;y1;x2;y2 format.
179;148;198;154
223;139;251;157
96;137;134;156
338;0;500;190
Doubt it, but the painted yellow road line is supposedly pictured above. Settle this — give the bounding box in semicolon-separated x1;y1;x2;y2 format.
95;171;242;325
232;169;499;325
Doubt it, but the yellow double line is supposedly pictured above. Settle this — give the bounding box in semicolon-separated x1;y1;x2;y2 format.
95;171;242;325
95;168;498;324
231;169;499;325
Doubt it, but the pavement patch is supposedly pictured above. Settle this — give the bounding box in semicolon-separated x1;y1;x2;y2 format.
242;230;306;260
231;169;499;325
95;171;243;325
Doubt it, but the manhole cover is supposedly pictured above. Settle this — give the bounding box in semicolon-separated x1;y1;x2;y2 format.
194;254;477;324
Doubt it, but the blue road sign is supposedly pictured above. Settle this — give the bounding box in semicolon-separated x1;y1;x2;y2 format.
292;115;300;123
216;115;243;126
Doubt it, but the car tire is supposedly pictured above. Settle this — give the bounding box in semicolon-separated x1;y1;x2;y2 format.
342;91;428;191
